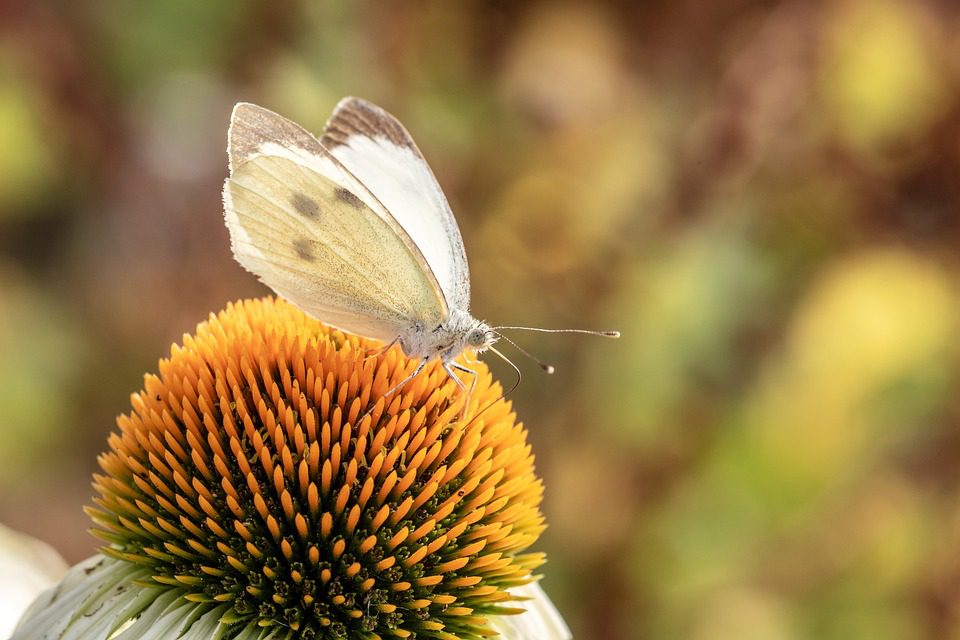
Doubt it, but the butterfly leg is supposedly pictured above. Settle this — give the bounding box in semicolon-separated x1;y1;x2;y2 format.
442;363;467;393
363;336;400;361
360;356;429;422
443;362;479;418
357;356;430;422
384;356;429;399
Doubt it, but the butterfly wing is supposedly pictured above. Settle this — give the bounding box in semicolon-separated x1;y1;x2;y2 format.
320;97;472;312
223;103;448;342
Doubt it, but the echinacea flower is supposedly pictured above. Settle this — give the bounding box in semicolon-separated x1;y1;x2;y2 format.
11;297;571;640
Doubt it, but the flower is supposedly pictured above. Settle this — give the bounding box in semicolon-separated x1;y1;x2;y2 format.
12;297;570;640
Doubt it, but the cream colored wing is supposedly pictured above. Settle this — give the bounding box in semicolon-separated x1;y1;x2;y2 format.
223;151;447;342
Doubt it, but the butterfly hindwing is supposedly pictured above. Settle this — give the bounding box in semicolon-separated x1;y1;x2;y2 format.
320;97;472;313
223;149;447;342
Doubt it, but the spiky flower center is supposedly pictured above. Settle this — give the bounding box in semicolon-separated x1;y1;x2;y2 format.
88;298;545;639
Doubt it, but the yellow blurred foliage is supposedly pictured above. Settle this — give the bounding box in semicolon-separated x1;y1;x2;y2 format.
0;51;57;216
746;249;957;501
821;0;948;155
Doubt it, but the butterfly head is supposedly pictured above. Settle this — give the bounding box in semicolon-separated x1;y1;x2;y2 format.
465;323;498;352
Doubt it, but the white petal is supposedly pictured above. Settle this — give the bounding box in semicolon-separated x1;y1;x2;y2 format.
489;581;573;640
11;555;298;640
0;524;68;638
12;555;150;639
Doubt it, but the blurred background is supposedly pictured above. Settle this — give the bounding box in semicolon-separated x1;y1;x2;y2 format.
1;0;960;638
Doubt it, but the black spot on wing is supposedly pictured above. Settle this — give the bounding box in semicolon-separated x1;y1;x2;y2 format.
335;187;364;208
293;238;315;262
290;192;320;219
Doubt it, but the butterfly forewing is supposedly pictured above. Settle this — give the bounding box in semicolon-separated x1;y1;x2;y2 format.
223;152;447;342
228;102;327;172
321;98;472;312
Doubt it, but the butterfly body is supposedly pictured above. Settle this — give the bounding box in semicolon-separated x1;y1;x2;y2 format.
398;309;496;362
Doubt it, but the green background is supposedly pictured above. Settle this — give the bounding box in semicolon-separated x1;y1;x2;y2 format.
2;1;960;638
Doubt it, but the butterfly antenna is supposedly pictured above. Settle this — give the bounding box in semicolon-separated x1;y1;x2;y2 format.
456;328;619;430
494;326;621;338
492;330;555;374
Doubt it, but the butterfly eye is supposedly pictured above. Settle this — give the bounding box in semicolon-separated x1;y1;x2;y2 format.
467;328;487;347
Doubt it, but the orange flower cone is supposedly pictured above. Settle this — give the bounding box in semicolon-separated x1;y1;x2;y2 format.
11;298;570;640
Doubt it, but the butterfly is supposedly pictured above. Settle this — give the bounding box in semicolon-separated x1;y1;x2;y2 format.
222;97;617;401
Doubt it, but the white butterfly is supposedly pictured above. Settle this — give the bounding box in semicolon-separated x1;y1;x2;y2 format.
222;97;616;397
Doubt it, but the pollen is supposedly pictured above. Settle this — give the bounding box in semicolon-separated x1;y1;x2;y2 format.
86;297;546;639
